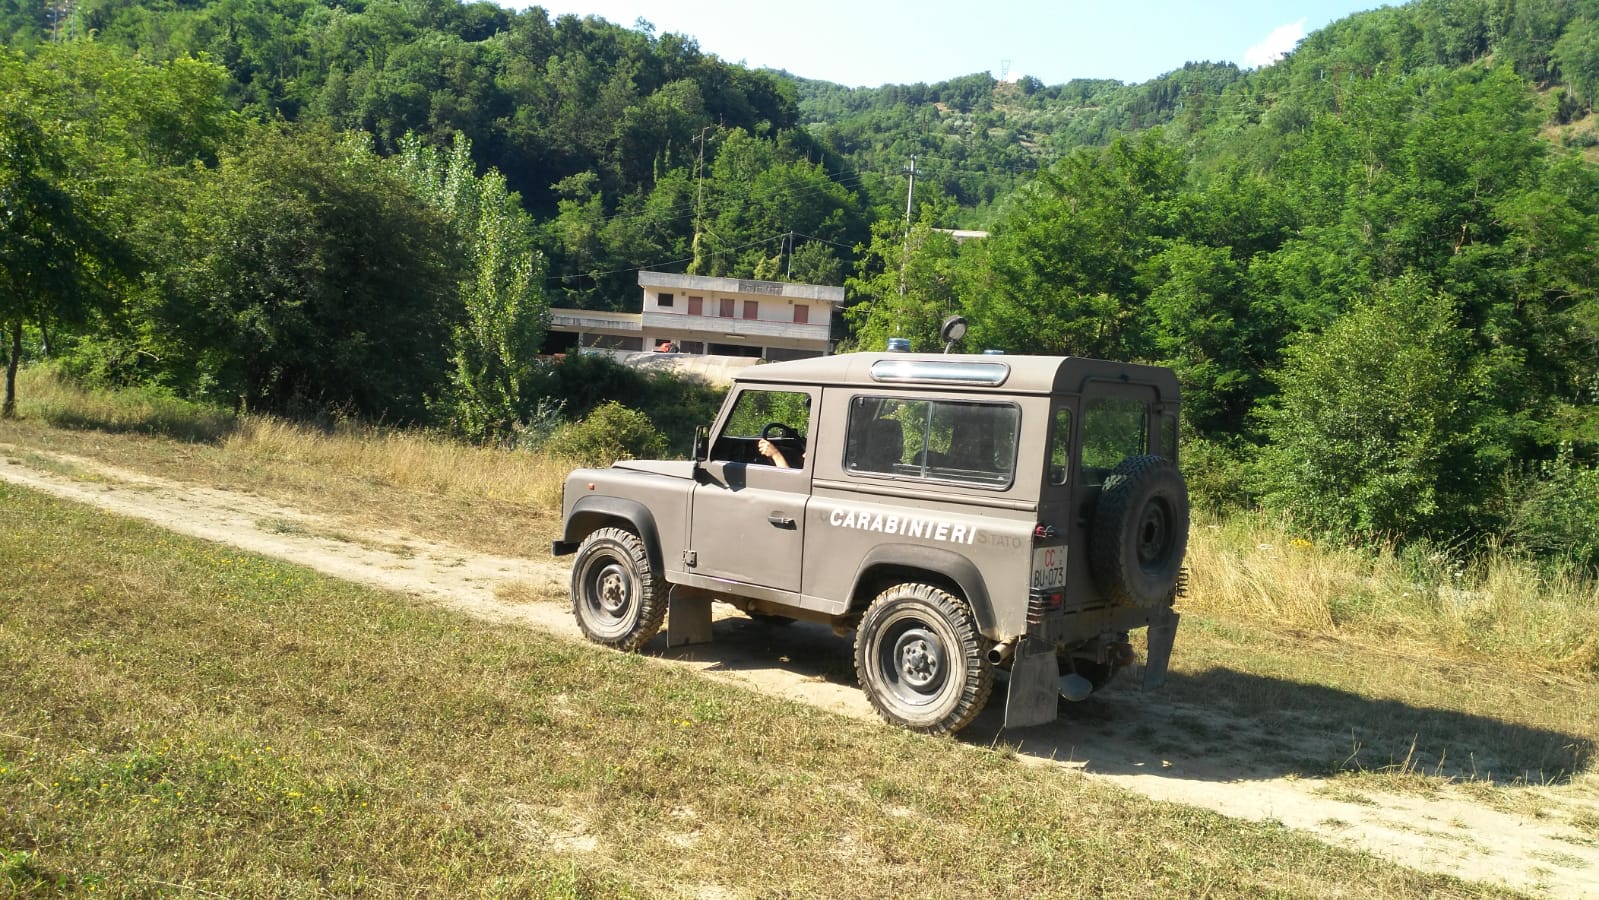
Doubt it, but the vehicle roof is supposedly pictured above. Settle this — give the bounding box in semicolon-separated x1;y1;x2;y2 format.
733;352;1180;399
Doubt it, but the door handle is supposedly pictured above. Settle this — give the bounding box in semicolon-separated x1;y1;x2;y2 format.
767;512;796;528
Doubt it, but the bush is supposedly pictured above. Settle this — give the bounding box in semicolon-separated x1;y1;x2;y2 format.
1179;435;1254;515
1253;275;1484;544
543;401;667;467
526;354;724;455
1503;449;1599;570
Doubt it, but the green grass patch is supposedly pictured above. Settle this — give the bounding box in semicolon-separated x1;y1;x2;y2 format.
0;482;1513;897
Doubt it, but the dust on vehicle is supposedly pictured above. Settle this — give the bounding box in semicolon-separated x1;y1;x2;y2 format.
553;347;1188;735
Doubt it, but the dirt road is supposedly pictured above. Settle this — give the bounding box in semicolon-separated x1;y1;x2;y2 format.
4;447;1596;898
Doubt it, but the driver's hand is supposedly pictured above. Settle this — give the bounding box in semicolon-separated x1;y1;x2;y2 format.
757;439;791;469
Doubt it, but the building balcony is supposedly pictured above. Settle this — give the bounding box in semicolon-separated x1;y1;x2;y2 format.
642;310;830;344
548;309;642;334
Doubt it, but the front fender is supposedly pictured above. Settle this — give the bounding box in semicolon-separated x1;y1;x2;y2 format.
556;495;664;575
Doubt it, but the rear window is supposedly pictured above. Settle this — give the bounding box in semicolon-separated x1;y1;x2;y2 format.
1081;396;1149;486
845;396;1018;487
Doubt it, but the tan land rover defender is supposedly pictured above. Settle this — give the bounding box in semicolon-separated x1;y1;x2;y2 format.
552;351;1188;735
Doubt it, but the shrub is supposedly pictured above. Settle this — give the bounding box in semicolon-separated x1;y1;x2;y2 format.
526;354;724;455
1503;449;1599;570
1179;435;1254;515
1253;275;1484;545
543;401;667;467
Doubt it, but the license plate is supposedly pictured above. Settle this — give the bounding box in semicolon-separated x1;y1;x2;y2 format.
1030;544;1066;591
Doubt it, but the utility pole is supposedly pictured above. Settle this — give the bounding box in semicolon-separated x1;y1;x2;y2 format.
904;155;918;228
900;156;919;296
690;125;713;275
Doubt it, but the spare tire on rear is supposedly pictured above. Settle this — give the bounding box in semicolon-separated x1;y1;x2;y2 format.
1089;455;1189;606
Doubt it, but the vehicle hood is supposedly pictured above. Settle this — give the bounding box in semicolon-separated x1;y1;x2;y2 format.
610;459;698;478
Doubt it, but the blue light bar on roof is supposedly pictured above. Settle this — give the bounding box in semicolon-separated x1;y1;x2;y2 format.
869;359;1010;386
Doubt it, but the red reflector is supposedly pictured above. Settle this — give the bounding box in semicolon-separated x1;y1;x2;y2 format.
587;482;596;491
1047;592;1063;609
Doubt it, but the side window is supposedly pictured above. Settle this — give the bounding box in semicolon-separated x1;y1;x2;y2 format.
846;397;915;474
1049;407;1074;485
1081;397;1149;486
713;389;812;467
846;396;1018;487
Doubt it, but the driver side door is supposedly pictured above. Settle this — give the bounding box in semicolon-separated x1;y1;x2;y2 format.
688;386;816;592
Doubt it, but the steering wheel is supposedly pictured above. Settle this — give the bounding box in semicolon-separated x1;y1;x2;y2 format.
761;422;800;441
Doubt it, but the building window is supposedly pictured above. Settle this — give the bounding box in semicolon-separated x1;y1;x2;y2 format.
658;292;674;308
719;298;734;318
678;340;705;354
743;300;758;320
793;304;809;324
688;296;703;315
709;343;762;357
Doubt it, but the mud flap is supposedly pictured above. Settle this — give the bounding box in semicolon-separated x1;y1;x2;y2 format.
666;588;713;647
1142;610;1180;690
1003;638;1061;729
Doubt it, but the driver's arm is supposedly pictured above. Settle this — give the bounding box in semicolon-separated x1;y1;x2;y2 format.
756;438;791;468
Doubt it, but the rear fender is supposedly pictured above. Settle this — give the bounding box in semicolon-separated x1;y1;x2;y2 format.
850;544;995;633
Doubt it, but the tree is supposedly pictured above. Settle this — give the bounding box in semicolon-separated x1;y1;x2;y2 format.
396;132;550;441
0;56;131;417
1553;16;1599;111
962;132;1185;359
845;218;963;352
1255;275;1484;543
157;122;459;420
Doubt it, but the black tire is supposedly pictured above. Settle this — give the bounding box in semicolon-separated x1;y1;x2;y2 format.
1089;454;1189;606
571;527;667;651
854;583;993;735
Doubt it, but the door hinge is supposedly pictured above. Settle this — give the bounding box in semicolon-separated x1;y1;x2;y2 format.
682;550;697;567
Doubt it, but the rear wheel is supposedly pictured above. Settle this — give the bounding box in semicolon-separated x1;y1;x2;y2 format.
854;583;993;735
571;527;666;651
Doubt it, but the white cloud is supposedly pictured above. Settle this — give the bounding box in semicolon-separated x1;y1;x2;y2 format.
1243;19;1306;69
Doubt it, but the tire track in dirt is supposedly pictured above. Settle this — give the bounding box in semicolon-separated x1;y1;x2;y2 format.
4;447;1596;898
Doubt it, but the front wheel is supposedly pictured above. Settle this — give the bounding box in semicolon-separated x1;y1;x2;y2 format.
854;583;993;735
571;527;666;651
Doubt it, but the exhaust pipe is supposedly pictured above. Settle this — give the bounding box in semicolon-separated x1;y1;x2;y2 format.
987;637;1019;666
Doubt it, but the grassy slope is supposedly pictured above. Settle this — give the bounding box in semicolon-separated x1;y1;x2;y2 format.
0;483;1512;897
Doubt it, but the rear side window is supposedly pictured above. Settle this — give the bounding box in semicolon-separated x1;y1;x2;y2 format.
846;396;1018;487
1049;407;1074;485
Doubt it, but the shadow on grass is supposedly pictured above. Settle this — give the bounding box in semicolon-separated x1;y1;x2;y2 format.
977;666;1593;787
652;617;1593;786
34;405;238;444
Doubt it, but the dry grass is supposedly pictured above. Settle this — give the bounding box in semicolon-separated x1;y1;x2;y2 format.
1185;513;1599;679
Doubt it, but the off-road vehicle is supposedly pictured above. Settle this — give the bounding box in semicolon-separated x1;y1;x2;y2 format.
552;348;1188;734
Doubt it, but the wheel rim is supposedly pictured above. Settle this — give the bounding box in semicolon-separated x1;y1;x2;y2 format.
1135;497;1173;571
875;617;953;711
580;556;636;639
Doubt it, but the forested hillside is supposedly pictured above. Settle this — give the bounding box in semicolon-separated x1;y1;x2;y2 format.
3;0;1598;565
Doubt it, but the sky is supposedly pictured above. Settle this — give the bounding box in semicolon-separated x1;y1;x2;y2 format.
519;1;1389;88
